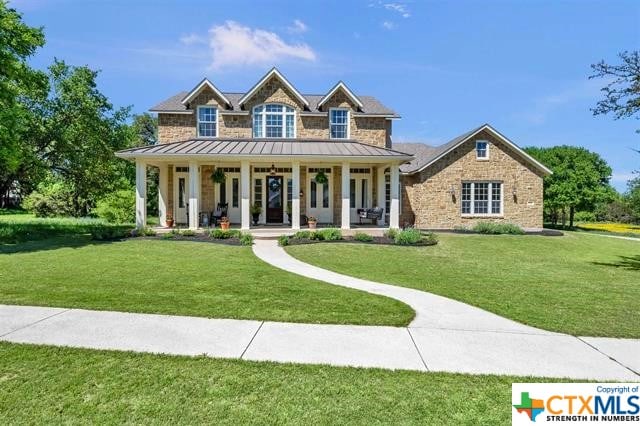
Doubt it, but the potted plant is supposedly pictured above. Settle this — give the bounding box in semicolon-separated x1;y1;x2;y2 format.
210;168;226;184
165;213;174;228
219;216;230;230
307;216;317;229
250;204;262;226
286;203;292;223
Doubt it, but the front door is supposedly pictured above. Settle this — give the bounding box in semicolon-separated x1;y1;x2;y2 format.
174;171;189;225
217;173;241;223
266;176;283;223
350;175;372;223
307;169;332;223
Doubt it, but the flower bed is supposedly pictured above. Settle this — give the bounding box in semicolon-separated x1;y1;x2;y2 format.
577;222;640;236
278;228;438;247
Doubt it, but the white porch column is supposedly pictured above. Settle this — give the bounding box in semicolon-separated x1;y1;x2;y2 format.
188;161;199;230
135;160;147;229
291;161;300;230
377;165;386;226
158;164;168;227
241;160;250;230
341;161;350;229
390;163;400;229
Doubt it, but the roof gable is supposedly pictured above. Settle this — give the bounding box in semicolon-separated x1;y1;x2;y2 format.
181;78;231;108
238;68;309;108
399;124;552;175
317;81;364;110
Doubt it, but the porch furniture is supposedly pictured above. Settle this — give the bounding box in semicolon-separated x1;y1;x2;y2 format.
357;207;384;224
212;203;228;226
199;211;210;227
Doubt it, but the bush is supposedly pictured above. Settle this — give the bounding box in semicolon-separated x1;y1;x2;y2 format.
210;229;233;239
394;228;423;245
94;189;135;224
22;181;74;218
239;233;254;246
314;228;342;241
278;235;290;246
180;229;197;237
89;224;132;240
384;228;398;239
574;211;596;222
129;227;156;237
292;230;313;239
354;232;373;242
420;231;439;245
472;222;525;235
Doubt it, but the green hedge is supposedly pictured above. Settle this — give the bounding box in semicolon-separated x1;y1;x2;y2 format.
472;222;525;235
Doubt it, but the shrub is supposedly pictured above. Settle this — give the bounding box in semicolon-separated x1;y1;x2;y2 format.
22;181;74;218
161;232;175;239
94;189;135;224
292;230;313;239
384;228;398;239
354;232;373;242
239;233;254;246
314;228;342;241
210;229;232;239
420;231;439;245
181;229;197;237
472;222;525;235
129;227;156;237
394;228;423;245
89;224;132;240
574;211;596;222
278;235;290;246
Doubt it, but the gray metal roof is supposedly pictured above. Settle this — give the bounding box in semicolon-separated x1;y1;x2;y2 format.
117;138;413;160
150;91;399;117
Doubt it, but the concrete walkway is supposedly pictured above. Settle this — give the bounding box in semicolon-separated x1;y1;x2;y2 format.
1;239;638;380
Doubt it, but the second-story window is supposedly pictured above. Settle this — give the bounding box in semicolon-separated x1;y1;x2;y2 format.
253;104;295;138
197;106;217;137
330;109;349;139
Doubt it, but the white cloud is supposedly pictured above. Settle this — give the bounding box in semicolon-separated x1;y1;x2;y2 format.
180;33;205;46
208;21;316;69
382;21;396;30
384;2;411;18
288;19;308;34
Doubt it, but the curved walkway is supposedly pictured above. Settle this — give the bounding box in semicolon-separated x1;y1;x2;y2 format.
0;240;638;380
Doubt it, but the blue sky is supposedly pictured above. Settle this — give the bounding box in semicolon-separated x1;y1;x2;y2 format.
11;0;640;190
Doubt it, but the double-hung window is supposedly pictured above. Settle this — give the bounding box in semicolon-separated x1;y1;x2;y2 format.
330;109;349;139
197;106;217;137
476;140;489;159
461;182;502;215
253;104;295;138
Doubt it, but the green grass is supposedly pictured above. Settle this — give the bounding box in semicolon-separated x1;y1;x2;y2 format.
0;237;413;326
286;232;640;338
0;342;565;424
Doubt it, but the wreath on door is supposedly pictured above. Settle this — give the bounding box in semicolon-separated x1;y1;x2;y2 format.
210;168;226;184
269;179;281;192
314;170;329;184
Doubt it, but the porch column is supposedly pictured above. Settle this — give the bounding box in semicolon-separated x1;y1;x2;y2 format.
291;161;300;230
158;164;168;227
377;165;386;226
390;163;400;229
135;160;147;229
188;161;199;230
341;161;350;230
241;160;250;230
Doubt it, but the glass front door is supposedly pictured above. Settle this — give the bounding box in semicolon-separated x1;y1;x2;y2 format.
266;176;283;223
174;172;189;224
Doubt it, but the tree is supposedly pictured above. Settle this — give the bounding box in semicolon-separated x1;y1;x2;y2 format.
628;175;640;222
0;1;48;207
36;60;135;216
524;146;615;227
590;51;640;132
131;113;159;215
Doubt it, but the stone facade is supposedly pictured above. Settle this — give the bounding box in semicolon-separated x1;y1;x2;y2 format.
400;129;545;230
156;77;390;147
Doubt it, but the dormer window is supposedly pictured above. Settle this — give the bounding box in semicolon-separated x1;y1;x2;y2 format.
253;104;295;138
330;108;349;139
197;106;217;137
476;140;489;159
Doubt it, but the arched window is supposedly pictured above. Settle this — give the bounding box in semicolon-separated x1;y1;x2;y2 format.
253;104;296;138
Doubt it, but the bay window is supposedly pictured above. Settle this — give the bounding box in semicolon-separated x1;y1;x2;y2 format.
461;182;502;215
253;104;295;138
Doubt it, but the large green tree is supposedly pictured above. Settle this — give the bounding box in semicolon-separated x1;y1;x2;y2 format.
132;113;159;215
0;1;48;207
524;146;615;227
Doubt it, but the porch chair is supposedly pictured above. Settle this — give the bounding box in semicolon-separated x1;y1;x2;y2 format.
358;207;384;225
212;203;228;226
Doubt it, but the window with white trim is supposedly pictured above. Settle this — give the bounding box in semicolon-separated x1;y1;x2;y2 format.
461;182;502;215
253;104;295;138
197;106;217;137
476;140;488;159
330;109;349;139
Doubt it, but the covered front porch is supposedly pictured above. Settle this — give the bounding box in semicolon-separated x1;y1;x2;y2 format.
116;138;411;231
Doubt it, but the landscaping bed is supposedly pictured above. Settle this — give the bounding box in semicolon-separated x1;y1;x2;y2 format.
278;228;438;247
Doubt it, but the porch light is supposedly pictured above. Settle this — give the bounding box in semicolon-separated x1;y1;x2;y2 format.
448;185;455;196
269;164;276;175
299;190;304;198
512;186;517;196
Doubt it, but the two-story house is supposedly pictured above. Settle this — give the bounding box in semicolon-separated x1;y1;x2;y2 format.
117;68;551;231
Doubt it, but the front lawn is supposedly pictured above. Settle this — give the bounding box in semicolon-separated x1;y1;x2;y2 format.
0;342;564;424
0;237;413;326
286;232;640;337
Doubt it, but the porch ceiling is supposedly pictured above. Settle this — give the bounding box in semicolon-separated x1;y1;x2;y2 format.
116;138;413;163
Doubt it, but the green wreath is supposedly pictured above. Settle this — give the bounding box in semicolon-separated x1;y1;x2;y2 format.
210;168;226;184
314;170;328;184
269;179;281;192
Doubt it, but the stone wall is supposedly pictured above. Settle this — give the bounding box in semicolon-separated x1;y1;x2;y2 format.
400;129;545;230
157;79;390;147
